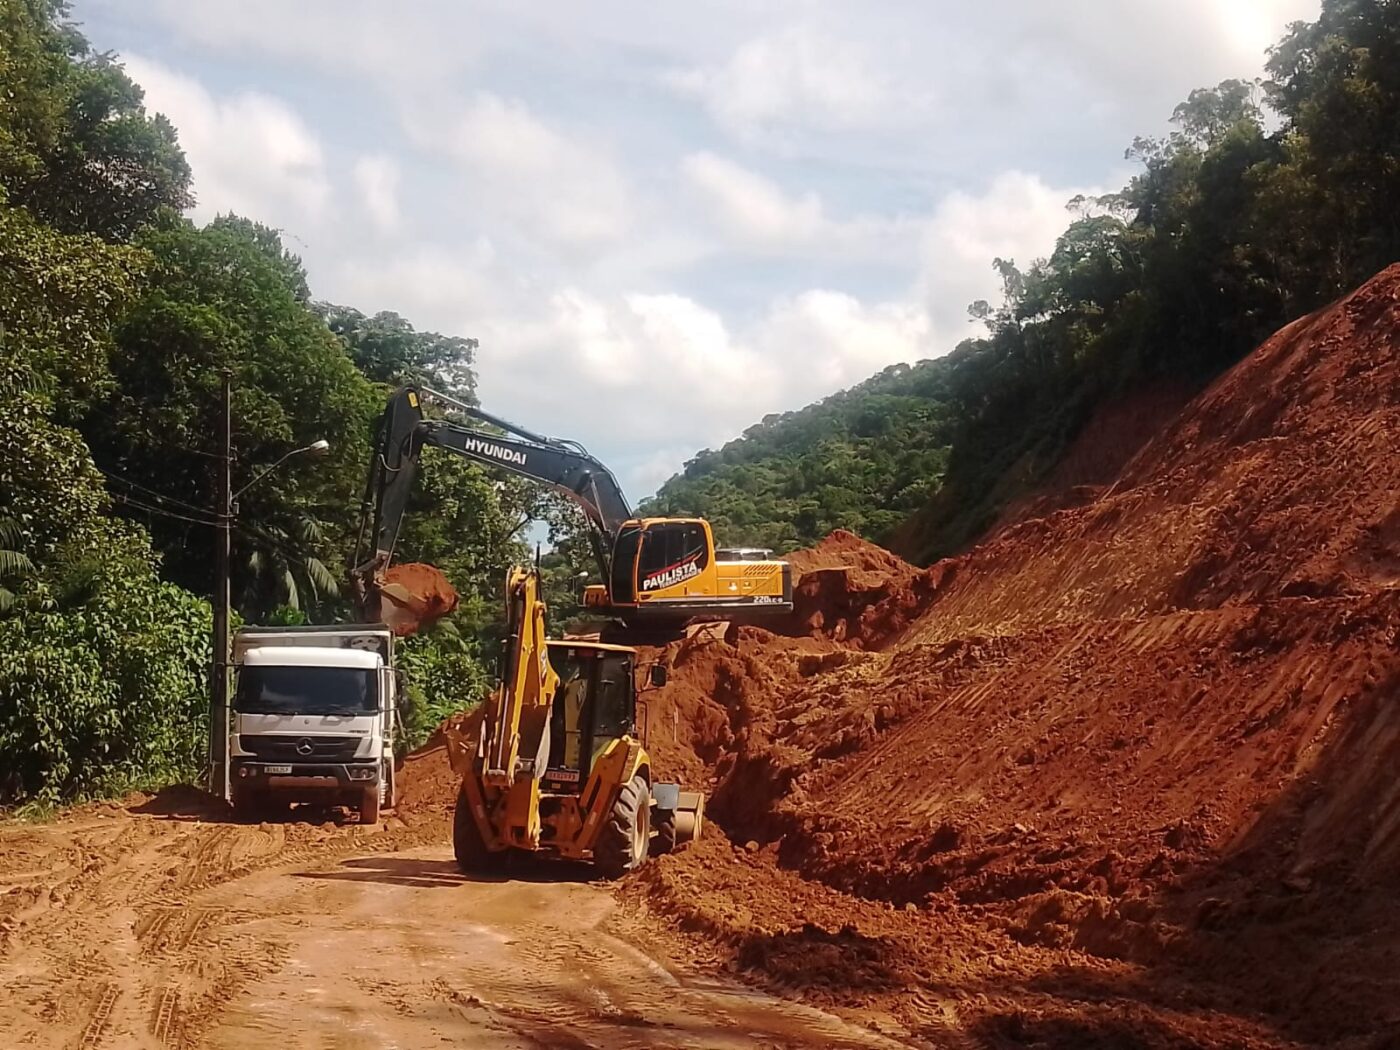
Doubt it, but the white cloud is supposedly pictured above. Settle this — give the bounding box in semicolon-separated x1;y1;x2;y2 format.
755;292;929;389
681;151;824;243
669;26;922;141
124;55;330;227
112;0;480;90
680;151;917;261
352;155;401;234
472;283;929;498
919;170;1103;334
410;93;633;248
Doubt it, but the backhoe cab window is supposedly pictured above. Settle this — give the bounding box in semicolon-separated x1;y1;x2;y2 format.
547;648;636;774
593;654;634;737
638;523;708;593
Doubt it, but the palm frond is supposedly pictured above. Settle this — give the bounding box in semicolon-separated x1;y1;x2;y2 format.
305;557;340;598
0;518;24;549
0;549;33;577
282;568;300;611
291;516;325;545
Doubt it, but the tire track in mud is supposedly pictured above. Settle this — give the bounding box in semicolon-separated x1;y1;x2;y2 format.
3;803;898;1050
76;982;121;1049
0;799;453;1050
149;985;183;1048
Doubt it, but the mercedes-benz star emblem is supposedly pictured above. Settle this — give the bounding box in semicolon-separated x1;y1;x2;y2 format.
295;738;314;756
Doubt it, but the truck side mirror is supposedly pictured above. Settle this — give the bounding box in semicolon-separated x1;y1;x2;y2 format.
649;664;668;688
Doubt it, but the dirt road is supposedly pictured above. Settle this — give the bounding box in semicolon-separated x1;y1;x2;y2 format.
0;802;910;1050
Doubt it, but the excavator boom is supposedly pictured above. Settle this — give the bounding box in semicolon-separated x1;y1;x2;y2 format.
353;385;629;597
352;384;792;628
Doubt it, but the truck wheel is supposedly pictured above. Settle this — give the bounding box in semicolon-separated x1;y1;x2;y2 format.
359;783;381;825
595;774;650;879
453;786;502;875
652;810;678;856
382;759;397;811
230;781;255;820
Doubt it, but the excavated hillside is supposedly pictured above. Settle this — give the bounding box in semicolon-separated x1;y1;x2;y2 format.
621;267;1400;1047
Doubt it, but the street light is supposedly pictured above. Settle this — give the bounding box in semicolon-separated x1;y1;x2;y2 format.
209;370;332;802
233;438;332;502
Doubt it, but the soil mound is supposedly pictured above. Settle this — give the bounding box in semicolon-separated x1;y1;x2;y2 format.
900;267;1400;648
632;268;1400;1045
780;529;941;647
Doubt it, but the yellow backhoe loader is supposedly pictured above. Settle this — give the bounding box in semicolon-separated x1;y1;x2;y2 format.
443;566;703;876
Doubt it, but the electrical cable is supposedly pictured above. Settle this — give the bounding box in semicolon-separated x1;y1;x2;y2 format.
97;467;216;517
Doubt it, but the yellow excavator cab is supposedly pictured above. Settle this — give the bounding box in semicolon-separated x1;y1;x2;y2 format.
580;517;791;622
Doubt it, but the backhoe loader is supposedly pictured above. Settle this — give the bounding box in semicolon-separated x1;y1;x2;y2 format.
443;565;703;876
352;385;791;629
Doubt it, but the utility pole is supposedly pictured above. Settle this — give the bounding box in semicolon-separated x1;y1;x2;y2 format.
209;370;232;802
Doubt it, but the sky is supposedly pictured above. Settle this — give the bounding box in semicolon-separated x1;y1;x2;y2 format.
75;0;1319;504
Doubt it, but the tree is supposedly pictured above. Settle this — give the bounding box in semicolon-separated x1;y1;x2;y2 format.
321;304;480;401
0;0;191;240
84;217;379;619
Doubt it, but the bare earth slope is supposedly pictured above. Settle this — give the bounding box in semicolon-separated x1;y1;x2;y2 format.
628;268;1400;1047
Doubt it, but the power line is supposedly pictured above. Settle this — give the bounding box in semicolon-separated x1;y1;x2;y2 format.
97;467;215;518
105;468;336;572
110;492;220;528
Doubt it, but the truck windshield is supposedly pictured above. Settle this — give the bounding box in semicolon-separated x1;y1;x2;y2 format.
235;666;377;716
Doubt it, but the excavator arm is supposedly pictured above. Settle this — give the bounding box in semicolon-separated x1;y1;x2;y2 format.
352;385;632;599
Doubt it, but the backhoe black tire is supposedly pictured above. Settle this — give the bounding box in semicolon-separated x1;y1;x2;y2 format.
652;810;678;856
453;786;503;876
359;783;381;826
594;775;650;879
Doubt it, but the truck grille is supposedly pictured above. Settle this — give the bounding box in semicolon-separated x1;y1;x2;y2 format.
240;736;362;762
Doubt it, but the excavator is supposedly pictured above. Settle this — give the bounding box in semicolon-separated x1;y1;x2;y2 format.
351;385;791;629
442;565;704;876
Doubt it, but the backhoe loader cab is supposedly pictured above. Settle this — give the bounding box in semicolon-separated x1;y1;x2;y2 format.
544;642;636;787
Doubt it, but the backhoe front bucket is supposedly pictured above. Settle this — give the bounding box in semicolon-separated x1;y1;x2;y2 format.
673;790;705;847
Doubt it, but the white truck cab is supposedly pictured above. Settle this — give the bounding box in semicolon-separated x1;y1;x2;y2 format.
228;624;399;824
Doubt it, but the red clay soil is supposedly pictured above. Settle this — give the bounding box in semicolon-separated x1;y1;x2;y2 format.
371;562;460;636
988;381;1202;534
614;268;1400;1047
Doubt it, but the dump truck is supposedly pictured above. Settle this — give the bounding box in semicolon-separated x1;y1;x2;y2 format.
444;566;703;876
228;624;402;824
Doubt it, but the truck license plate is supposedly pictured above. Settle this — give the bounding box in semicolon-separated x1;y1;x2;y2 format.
263;764;293;775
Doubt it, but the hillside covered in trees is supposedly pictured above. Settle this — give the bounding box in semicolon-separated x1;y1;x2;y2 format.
647;0;1400;564
0;0;532;805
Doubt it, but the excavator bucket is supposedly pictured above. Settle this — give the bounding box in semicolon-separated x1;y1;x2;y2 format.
367;562;460;636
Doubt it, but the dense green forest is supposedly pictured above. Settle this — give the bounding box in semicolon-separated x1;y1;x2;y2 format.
0;0;530;805
647;0;1400;564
